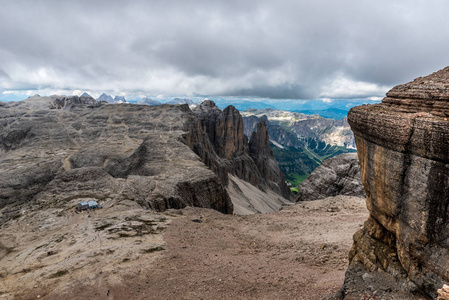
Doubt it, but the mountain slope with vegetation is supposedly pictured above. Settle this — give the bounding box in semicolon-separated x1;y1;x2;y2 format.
241;108;356;191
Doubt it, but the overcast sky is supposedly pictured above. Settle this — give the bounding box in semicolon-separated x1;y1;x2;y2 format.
1;0;449;100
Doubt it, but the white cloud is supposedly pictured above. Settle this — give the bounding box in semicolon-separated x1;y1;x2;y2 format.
0;0;449;100
319;74;391;99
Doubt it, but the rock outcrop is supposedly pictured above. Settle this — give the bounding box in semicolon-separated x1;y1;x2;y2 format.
248;119;291;198
295;153;365;201
0;95;232;224
341;67;449;299
192;100;291;200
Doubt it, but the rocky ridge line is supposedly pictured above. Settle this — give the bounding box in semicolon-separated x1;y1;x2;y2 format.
192;100;291;200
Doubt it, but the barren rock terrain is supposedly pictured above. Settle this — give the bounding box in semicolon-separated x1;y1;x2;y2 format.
0;195;367;300
0;95;233;226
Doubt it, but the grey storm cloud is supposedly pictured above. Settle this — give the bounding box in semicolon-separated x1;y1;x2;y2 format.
1;0;449;99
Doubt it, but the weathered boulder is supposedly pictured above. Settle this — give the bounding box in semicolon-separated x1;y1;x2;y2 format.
295;153;365;201
341;66;449;299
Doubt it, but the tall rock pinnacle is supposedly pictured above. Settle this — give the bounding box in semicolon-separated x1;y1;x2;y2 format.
192;100;290;200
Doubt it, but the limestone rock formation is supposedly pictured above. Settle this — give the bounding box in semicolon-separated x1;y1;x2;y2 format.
249;118;272;157
295;153;365;201
341;66;449;299
192;100;291;201
0;95;232;224
0;95;295;299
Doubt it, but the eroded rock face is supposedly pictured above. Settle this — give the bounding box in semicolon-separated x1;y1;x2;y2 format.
0;95;232;224
295;153;365;201
193;100;290;199
342;67;449;299
249;119;291;198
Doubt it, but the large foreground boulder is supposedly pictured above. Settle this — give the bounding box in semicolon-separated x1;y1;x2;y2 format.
340;67;449;299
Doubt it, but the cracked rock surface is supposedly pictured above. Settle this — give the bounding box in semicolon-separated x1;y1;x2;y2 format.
340;66;449;299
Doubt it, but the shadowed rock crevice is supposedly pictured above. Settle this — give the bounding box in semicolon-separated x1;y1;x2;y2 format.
426;161;449;244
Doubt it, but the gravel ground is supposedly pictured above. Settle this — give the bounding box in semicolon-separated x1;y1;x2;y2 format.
10;195;368;300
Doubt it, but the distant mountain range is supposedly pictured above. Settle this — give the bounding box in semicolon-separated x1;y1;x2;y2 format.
292;108;349;120
129;97;380;119
96;93;127;104
96;94;197;107
137;97;161;105
166;98;196;105
97;93;114;103
241;108;357;190
209;98;380;117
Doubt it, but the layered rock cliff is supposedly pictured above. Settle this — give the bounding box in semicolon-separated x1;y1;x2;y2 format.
295;153;365;201
192;100;291;201
341;67;449;299
0;95;232;224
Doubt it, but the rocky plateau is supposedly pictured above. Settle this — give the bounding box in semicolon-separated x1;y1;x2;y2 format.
0;95;234;226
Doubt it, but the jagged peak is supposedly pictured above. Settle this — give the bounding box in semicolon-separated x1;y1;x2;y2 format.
222;105;238;113
198;99;217;108
193;99;221;116
249;118;272;158
49;95;100;109
259;115;269;124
